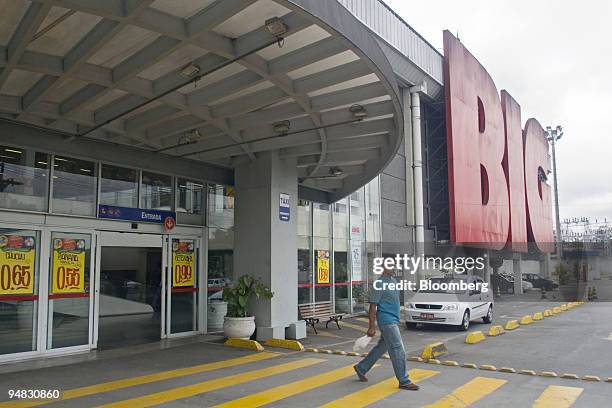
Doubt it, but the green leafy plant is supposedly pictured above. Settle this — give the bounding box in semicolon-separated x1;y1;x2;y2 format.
555;263;571;285
222;275;274;318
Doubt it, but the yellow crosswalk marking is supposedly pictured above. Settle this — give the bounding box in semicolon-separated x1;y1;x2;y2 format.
319;368;440;408
211;363;368;408
0;352;279;408
96;358;324;408
532;385;583;408
424;376;507;408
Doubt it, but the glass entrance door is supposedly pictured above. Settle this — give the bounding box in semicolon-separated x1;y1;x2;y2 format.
94;232;164;349
165;236;200;337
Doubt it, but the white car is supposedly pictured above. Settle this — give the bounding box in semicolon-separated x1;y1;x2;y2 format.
405;276;493;331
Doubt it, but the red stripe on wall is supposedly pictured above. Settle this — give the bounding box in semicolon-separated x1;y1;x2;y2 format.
0;295;39;301
172;287;198;293
48;293;90;299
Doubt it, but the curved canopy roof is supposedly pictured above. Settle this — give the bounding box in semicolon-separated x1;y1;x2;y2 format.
0;0;403;200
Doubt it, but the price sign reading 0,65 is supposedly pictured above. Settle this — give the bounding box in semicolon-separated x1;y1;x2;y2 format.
0;235;36;295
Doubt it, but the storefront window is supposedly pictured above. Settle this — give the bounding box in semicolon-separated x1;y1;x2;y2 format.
366;177;381;243
0;146;49;212
207;184;234;309
141;171;173;210
100;164;138;208
0;229;40;355
350;188;367;313
176;178;205;225
298;200;312;305
47;232;91;349
313;203;331;303
333;198;349;313
52;156;97;216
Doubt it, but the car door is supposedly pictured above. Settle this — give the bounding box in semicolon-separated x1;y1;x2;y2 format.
470;279;487;317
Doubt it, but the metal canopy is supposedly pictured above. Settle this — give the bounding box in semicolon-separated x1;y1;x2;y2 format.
0;0;403;200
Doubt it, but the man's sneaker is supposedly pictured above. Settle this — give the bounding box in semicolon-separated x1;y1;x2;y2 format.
353;365;368;382
399;382;419;391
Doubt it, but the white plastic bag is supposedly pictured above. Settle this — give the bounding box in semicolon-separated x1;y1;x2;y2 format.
353;334;372;351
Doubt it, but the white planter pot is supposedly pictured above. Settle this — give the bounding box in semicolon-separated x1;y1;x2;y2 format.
223;316;256;339
207;301;228;331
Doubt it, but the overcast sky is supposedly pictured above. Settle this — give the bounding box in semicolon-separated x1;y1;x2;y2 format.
384;0;612;227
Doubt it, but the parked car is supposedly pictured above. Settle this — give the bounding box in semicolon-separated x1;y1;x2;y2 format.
405;276;493;331
522;273;558;291
493;272;533;293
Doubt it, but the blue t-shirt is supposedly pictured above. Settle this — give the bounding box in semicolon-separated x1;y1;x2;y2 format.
370;275;400;325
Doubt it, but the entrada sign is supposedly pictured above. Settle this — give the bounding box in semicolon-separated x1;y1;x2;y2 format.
98;204;176;226
444;31;553;252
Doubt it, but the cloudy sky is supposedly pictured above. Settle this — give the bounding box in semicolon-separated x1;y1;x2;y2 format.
384;0;612;228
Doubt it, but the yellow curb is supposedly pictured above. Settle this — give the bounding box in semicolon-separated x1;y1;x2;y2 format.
333;350;347;356
582;375;601;382
465;331;486;344
462;363;477;369
347;352;361;357
305;348;318;353
543;309;553;317
224;338;264;351
427;359;441;365
487;325;505;336
540;371;558;377
504;320;520;330
442;360;459;366
499;367;516;373
408;356;424;362
519;369;537;376
532;312;543;321
479;365;497;371
420;342;448;360
519;315;533;325
264;338;304;351
561;373;580;379
319;349;333;354
552;306;561;314
560;304;568;311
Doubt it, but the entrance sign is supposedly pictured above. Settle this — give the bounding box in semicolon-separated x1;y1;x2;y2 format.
98;204;176;225
0;234;36;295
350;241;362;282
279;193;290;222
172;239;195;288
443;30;553;252
316;250;330;284
52;238;85;294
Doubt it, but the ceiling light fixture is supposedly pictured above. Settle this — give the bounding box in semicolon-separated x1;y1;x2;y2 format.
272;120;290;134
265;17;288;37
329;167;344;177
180;63;201;78
349;104;368;119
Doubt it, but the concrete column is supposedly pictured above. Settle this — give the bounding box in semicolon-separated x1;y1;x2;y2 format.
513;254;523;294
234;151;303;341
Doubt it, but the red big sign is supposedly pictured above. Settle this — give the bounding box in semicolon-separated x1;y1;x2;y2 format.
444;31;553;252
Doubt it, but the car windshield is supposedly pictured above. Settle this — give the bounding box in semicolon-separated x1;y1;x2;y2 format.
418;277;467;294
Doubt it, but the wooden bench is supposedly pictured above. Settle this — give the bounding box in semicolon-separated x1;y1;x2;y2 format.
298;301;343;334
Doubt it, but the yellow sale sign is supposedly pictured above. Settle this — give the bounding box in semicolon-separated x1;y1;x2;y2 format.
172;240;195;288
317;251;330;284
0;235;36;295
52;239;86;294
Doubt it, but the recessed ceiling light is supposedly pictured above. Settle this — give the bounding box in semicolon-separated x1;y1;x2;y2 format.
180;63;201;78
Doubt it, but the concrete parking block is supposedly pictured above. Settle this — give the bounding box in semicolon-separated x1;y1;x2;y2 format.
465;331;486;344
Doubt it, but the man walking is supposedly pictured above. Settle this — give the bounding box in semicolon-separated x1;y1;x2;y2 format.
354;266;419;390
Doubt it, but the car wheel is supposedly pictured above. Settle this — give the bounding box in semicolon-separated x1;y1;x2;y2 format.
458;310;470;331
405;322;417;329
482;305;493;323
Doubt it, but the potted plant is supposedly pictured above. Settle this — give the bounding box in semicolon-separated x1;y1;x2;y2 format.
222;275;273;339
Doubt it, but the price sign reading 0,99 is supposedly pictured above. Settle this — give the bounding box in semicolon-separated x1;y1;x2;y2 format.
52;238;86;294
172;239;195;288
0;235;36;295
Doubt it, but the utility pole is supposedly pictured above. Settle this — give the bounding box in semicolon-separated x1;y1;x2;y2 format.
545;125;564;264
